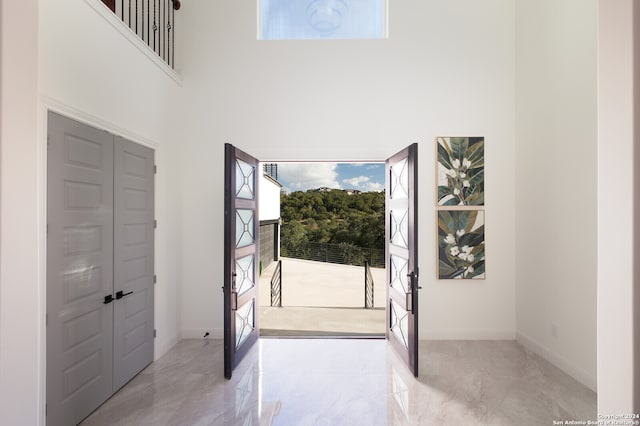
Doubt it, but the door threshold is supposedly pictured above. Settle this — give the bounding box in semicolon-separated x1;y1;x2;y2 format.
259;330;385;339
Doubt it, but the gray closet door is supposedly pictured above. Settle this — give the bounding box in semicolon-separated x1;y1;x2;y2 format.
46;112;114;426
112;136;155;390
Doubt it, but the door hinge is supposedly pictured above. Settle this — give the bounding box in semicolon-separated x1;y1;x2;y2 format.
154;329;157;338
154;275;157;284
45;403;47;416
154;165;157;174
154;220;157;229
46;313;48;326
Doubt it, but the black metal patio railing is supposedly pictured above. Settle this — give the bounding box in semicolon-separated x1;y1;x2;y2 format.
101;0;179;68
270;260;283;307
364;260;374;309
281;241;385;268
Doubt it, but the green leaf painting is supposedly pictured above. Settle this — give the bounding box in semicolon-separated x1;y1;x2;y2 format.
437;137;484;206
437;210;485;279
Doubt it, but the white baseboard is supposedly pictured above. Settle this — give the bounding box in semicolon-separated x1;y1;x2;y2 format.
516;331;596;392
422;329;516;340
154;333;179;361
180;328;223;340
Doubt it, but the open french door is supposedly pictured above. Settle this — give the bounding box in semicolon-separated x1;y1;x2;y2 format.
224;144;261;379
386;143;420;377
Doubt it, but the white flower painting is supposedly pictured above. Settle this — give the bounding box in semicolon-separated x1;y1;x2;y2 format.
437;137;484;206
437;210;485;279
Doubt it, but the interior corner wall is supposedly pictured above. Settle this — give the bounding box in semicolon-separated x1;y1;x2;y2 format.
598;0;635;412
0;0;40;424
514;0;597;391
178;0;516;341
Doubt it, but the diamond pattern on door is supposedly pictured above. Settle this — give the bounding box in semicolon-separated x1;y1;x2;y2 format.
235;159;255;200
235;209;255;248
390;300;409;349
390;157;408;199
235;255;255;297
225;144;260;380
390;255;408;293
386;143;419;377
235;300;255;349
390;209;409;248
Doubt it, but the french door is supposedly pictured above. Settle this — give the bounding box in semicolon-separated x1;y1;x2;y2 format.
386;143;420;377
224;144;260;379
223;143;419;379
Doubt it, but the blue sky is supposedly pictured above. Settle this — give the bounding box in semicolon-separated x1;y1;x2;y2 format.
275;162;385;193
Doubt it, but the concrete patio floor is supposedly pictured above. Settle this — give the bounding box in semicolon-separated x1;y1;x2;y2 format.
258;257;386;336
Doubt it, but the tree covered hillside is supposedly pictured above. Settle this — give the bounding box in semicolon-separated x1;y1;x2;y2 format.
280;189;385;251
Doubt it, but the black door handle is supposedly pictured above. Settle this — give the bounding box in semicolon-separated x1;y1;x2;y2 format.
116;290;134;300
104;294;114;304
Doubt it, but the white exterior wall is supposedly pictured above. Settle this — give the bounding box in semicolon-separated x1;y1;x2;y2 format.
178;0;517;341
259;172;281;222
514;0;597;390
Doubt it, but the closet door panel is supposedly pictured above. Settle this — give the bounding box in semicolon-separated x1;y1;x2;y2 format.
46;112;114;426
113;136;155;390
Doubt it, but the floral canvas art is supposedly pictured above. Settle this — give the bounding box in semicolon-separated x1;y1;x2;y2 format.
437;137;484;206
437;210;485;279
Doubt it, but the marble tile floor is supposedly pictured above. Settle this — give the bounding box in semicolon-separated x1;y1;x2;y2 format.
81;339;596;426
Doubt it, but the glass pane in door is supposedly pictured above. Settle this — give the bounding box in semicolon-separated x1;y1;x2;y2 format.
235;300;255;349
236;209;255;248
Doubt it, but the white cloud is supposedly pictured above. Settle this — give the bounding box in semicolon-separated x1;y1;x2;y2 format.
364;181;384;192
343;176;370;187
343;176;384;192
277;163;341;190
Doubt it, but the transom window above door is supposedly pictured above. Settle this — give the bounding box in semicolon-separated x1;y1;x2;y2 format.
259;0;387;40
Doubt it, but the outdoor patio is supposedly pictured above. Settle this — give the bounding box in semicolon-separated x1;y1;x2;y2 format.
258;257;387;336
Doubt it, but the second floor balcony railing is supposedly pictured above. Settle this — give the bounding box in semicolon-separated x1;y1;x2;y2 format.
101;0;179;68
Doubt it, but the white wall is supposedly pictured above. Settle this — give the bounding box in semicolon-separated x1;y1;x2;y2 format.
598;0;635;413
514;0;597;391
259;172;281;221
178;0;517;340
1;0;184;423
39;0;184;358
0;1;40;424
